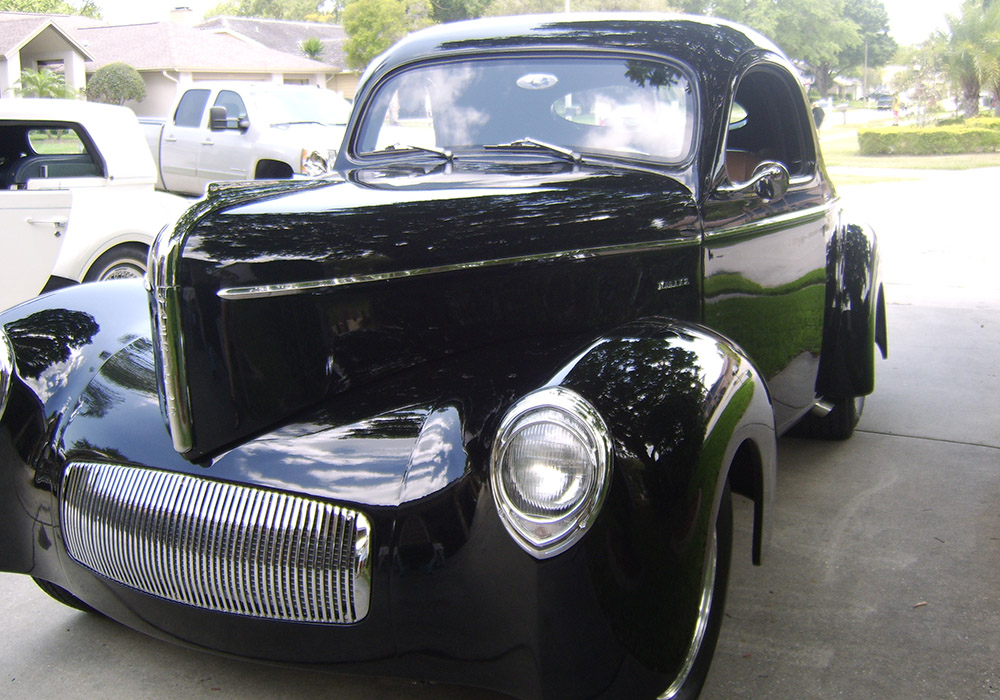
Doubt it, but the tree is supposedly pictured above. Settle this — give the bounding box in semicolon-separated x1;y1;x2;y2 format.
342;0;431;69
204;0;320;20
301;36;325;59
430;0;490;23
892;39;948;124
0;0;100;14
838;0;896;94
943;0;1000;117
86;63;146;106
14;68;77;98
946;0;1000;115
483;0;672;14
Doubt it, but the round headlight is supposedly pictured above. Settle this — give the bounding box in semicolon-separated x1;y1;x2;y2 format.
301;149;332;177
0;329;14;422
491;387;612;558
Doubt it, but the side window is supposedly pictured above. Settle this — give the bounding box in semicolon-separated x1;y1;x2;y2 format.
724;67;816;183
173;89;211;128
27;128;86;155
0;125;101;186
214;90;248;120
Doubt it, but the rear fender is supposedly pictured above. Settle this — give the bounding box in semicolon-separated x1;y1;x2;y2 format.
816;215;887;399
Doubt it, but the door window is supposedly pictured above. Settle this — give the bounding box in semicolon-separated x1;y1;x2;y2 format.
725;68;816;183
174;89;211;127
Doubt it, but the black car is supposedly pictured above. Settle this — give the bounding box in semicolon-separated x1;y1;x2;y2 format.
0;14;886;700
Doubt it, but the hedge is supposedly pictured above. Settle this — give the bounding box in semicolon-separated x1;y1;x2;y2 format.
857;126;1000;155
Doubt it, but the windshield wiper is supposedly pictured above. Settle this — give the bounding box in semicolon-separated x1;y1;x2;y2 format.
383;143;454;161
484;138;582;164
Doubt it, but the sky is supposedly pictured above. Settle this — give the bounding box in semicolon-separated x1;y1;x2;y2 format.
93;0;965;46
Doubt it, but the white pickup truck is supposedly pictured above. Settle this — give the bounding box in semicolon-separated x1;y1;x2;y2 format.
141;83;351;196
0;99;189;311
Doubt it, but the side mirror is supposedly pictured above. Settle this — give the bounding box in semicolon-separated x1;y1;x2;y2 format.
716;161;790;203
749;161;790;203
209;105;229;131
209;106;249;132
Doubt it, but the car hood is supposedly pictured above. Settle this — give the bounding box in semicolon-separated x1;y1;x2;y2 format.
151;163;701;459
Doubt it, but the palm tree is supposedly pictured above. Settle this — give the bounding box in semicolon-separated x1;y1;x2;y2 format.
301;37;325;60
944;0;1000;116
14;68;77;99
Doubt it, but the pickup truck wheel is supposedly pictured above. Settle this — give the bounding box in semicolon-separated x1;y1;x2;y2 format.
85;244;148;282
32;577;98;614
655;483;732;700
793;396;865;440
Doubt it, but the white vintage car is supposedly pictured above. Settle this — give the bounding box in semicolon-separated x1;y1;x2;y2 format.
0;99;189;311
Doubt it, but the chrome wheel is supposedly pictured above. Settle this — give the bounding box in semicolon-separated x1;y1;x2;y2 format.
657;483;732;700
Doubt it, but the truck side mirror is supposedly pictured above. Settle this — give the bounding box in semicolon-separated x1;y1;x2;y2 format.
209;105;229;131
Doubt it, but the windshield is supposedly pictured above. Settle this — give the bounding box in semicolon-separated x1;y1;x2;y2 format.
253;87;353;126
356;56;696;163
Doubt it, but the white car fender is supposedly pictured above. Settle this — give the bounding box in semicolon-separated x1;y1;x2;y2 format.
48;185;190;283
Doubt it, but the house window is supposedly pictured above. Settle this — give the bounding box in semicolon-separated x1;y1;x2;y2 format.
36;59;65;74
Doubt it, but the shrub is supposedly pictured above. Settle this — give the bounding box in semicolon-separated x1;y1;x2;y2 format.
87;62;145;106
857;126;1000;155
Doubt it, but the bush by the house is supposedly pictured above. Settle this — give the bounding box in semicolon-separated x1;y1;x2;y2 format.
86;63;146;106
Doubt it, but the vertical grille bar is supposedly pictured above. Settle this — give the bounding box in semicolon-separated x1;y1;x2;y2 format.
61;462;372;624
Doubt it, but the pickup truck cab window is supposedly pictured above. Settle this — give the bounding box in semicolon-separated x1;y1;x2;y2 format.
214;90;248;121
356;56;696;163
174;89;211;128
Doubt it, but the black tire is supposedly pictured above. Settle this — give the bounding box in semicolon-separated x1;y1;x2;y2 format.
84;243;148;282
658;483;733;700
793;395;865;441
32;577;98;614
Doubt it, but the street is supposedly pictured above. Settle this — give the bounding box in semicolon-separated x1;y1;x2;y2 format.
2;168;998;699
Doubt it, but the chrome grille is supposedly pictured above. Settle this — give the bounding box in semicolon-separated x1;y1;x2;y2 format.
61;462;371;624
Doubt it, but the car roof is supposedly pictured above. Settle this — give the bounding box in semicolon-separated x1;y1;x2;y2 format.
0;99;155;181
363;13;783;81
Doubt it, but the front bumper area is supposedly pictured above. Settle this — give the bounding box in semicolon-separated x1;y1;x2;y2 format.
61;461;371;625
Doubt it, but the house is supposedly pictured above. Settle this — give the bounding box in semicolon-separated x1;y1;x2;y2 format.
0;10;357;119
197;16;357;98
0;13;93;96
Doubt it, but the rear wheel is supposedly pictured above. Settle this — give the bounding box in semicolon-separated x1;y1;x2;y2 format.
793;395;865;440
84;243;148;282
658;483;733;700
32;577;98;614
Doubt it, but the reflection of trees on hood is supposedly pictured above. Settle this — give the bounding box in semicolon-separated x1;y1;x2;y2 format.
3;310;99;380
79;339;157;420
189;172;692;267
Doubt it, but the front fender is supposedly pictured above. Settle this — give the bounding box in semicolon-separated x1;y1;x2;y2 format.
541;318;776;676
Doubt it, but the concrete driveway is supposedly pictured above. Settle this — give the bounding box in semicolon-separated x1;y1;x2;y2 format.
2;168;998;700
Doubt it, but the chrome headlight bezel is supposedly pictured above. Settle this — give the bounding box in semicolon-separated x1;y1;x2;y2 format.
490;386;613;559
301;149;335;177
0;328;14;422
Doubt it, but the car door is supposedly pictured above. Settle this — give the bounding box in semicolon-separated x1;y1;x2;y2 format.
197;89;252;185
701;62;833;432
0;189;71;310
159;88;211;195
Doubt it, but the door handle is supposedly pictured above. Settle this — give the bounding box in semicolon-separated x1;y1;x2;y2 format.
164;136;178;143
201;140;215;146
26;218;68;237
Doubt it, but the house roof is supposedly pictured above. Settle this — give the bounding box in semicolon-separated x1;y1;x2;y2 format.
0;13;95;60
0;11;341;76
74;20;337;74
197;17;348;72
